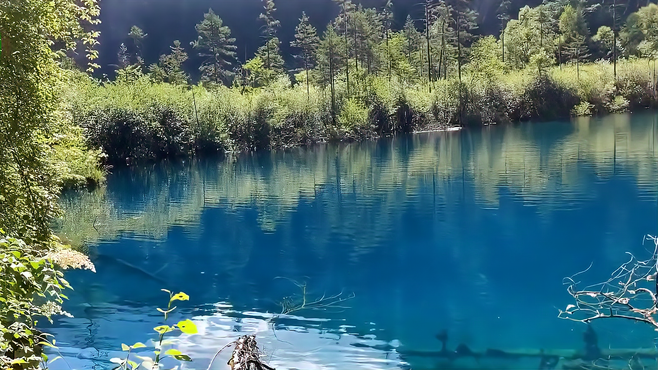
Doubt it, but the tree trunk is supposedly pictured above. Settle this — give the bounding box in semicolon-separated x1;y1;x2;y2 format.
305;58;310;101
344;3;350;96
501;29;505;62
613;0;617;80
457;22;463;126
425;3;432;92
386;29;391;81
330;52;336;124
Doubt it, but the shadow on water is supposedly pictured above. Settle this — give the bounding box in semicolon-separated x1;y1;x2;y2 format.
48;112;658;370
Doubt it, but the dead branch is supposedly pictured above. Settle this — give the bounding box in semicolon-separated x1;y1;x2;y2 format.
275;278;355;316
559;234;658;329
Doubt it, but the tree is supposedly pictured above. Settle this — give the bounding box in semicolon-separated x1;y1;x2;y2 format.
291;12;320;99
128;25;148;66
593;25;614;58
0;0;100;242
255;38;285;77
424;0;437;90
191;9;238;85
382;0;394;81
447;0;478;124
258;0;283;72
620;12;645;57
403;15;424;79
117;42;130;69
559;4;590;70
565;34;590;79
333;0;356;95
149;40;189;85
316;26;344;123
497;0;511;62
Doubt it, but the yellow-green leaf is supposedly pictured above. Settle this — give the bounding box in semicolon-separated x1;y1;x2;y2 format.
165;349;182;356
154;325;173;334
121;343;130;351
176;319;197;334
171;292;189;302
132;342;147;349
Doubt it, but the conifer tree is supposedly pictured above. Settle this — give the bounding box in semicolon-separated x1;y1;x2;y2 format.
291;12;320;99
258;0;284;73
497;0;511;62
128;26;147;66
333;0;356;95
149;40;189;85
316;26;343;123
382;0;394;81
191;9;238;85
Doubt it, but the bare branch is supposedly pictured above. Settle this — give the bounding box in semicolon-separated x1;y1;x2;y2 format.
560;234;658;330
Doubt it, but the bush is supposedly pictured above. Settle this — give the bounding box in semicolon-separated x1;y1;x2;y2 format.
63;59;658;164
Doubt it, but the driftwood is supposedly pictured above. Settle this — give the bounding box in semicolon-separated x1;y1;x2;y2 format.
227;335;274;370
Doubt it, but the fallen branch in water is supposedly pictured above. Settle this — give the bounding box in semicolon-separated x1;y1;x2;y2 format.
274;277;355;315
559;234;658;330
206;335;275;370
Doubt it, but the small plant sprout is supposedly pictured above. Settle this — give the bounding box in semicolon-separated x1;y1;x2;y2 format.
111;290;197;370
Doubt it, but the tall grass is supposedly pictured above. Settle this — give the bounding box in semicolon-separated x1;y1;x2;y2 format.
64;59;658;165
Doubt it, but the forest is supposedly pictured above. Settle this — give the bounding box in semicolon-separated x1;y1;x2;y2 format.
0;0;657;368
60;0;658;166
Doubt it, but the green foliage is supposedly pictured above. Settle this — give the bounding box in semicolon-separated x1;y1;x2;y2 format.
110;290;196;370
191;9;238;85
0;0;101;242
0;235;75;370
149;41;189;85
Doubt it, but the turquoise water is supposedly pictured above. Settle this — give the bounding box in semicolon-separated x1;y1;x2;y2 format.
50;113;658;370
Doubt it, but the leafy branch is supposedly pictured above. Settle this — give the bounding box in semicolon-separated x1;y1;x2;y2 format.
111;290;198;370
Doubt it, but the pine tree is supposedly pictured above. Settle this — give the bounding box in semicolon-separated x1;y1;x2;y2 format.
424;0;436;90
316;26;344;123
497;0;511;62
258;0;282;72
447;0;478;124
149;40;189;85
382;0;394;81
128;26;147;66
333;0;356;95
191;9;238;85
117;42;129;69
403;15;423;78
291;12;320;99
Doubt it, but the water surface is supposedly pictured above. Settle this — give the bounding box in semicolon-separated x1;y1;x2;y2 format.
50;113;658;370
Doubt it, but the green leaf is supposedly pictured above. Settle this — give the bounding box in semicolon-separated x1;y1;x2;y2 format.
121;343;130;351
110;358;124;364
132;342;147;349
173;354;192;362
154;325;173;334
176;319;197;334
134;355;153;362
128;360;139;369
38;341;57;348
170;292;189;302
165;349;182;356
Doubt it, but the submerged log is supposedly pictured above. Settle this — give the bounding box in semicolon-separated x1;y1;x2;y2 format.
398;346;658;361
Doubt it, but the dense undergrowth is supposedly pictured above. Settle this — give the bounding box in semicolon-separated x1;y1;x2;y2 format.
63;58;657;166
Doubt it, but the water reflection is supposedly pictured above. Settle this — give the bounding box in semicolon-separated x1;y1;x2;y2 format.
50;112;658;370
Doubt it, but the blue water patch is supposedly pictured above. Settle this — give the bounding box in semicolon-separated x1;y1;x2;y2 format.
49;112;658;370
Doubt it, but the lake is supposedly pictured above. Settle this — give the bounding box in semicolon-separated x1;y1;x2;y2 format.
49;112;658;370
